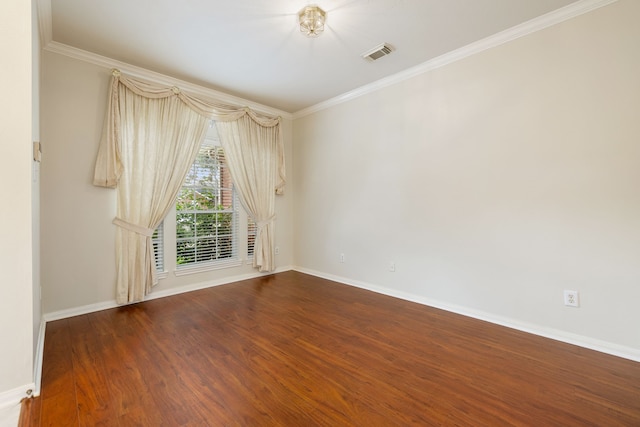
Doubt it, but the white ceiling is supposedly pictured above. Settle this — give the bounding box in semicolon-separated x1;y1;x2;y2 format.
47;0;583;113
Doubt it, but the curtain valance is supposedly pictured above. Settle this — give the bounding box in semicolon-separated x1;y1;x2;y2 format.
94;69;285;193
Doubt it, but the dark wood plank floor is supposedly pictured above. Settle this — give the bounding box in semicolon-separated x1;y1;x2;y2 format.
23;271;640;426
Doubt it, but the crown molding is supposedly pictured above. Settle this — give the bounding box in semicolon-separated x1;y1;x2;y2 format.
36;0;617;120
36;0;52;47
43;42;293;120
293;0;619;119
36;0;292;118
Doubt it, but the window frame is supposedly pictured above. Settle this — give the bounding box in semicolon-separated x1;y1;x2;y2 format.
152;121;256;277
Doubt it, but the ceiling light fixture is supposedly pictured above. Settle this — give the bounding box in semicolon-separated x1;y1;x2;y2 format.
298;5;326;38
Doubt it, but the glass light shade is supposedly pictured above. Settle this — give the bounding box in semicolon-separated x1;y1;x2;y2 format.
298;5;326;38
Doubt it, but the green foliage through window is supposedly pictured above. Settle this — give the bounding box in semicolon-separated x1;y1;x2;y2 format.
176;145;237;265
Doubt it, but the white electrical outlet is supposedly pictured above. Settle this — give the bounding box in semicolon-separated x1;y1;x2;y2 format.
389;262;396;272
340;253;345;263
564;290;579;307
275;246;280;255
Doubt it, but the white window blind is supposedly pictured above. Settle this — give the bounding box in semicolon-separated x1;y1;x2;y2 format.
247;217;256;258
152;222;164;272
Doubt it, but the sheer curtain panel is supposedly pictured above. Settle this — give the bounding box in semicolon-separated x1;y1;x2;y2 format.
216;113;284;272
93;70;285;303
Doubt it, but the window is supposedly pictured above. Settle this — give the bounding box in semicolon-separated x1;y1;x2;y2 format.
176;141;238;267
152;122;255;276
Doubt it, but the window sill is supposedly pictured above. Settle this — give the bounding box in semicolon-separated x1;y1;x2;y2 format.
156;270;168;280
175;258;243;276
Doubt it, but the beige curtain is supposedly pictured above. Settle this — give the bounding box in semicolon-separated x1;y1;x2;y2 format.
216;113;285;272
94;72;208;303
93;70;285;303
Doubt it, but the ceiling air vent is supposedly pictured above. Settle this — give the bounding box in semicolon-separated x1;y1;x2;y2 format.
362;43;394;61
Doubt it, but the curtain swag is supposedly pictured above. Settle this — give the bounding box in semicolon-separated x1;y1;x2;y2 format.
93;69;286;304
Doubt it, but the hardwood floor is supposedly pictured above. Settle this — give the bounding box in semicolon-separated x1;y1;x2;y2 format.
24;271;640;426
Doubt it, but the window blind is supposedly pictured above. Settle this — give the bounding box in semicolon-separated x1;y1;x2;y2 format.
152;222;164;272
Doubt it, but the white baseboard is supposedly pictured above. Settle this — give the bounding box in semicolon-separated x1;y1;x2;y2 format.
33;320;46;397
293;266;640;363
43;299;121;322
43;265;295;322
146;265;294;302
0;383;34;411
0;325;45;423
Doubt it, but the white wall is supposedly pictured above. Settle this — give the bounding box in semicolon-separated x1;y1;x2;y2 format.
0;0;35;400
293;0;640;356
41;52;294;315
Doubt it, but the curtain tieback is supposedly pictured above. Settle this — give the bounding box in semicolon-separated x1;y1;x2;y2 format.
112;217;155;237
256;215;276;230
